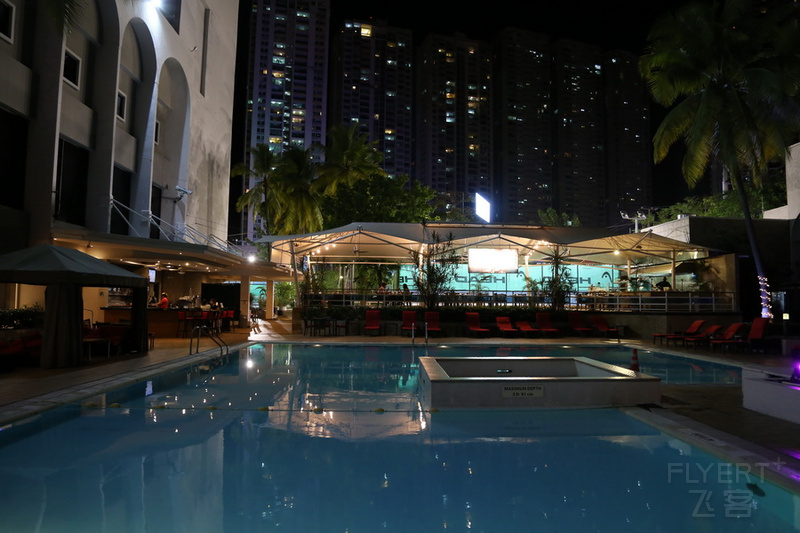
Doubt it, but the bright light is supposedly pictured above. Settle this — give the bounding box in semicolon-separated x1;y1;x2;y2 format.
248;254;256;263
468;248;518;273
150;0;163;9
475;193;491;223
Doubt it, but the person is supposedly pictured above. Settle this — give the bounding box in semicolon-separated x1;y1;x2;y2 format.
377;282;387;295
158;292;169;309
402;283;411;305
209;298;220;310
656;277;672;291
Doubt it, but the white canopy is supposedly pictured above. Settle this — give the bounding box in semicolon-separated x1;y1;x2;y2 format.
258;222;711;269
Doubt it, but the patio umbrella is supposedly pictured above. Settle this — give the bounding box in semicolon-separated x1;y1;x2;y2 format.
0;244;148;368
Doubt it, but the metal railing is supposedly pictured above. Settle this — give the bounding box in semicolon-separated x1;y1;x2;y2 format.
304;290;737;313
111;199;245;257
189;325;229;357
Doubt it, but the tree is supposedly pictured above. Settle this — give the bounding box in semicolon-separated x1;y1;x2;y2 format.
639;0;800;318
314;123;387;196
321;173;436;228
232;144;278;237
269;146;323;235
409;231;461;309
536;208;581;227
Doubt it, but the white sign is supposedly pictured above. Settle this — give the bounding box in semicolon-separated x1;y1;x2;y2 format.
468;248;518;273
502;385;544;398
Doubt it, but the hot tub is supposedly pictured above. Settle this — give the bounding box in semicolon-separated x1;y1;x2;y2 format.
418;356;661;409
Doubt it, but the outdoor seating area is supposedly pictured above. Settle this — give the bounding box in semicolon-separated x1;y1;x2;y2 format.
298;308;640;340
650;316;778;354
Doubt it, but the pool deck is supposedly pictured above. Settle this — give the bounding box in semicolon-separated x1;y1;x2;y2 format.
2;313;800;490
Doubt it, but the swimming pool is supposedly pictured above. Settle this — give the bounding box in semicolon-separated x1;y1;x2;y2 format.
0;343;794;532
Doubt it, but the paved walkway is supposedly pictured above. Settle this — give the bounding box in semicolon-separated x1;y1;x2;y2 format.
1;313;799;491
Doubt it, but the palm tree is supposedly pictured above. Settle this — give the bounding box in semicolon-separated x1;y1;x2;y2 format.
232;144;278;236
313;123;386;196
270;146;323;235
40;0;88;32
639;0;800;318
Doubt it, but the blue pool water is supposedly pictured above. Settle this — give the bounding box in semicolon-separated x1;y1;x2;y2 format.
0;343;794;532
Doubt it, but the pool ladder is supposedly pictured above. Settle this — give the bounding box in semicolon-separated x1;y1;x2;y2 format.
410;322;429;346
188;325;229;357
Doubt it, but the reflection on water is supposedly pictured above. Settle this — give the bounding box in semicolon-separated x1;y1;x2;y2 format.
0;343;790;533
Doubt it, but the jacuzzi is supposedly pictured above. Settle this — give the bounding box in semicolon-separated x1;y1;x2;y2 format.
418;356;661;409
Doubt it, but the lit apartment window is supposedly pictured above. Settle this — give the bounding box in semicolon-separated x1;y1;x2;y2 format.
63;49;81;89
0;0;14;43
116;91;127;121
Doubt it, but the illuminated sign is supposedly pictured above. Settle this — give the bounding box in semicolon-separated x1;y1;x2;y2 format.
468;248;518;273
475;192;491;223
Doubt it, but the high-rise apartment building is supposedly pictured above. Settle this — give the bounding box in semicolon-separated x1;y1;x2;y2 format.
493;29;553;224
246;0;329;153
604;50;652;225
551;39;608;227
330;20;414;178
416;34;494;216
237;0;330;243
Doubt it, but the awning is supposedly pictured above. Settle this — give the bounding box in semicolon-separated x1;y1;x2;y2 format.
258;222;711;269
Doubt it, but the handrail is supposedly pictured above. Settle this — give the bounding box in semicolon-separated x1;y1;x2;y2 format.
110;198;245;257
188;325;229;357
304;290;737;313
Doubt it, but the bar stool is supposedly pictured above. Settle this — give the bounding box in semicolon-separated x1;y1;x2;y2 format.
176;311;195;338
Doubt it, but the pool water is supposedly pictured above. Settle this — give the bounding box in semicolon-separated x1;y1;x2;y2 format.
0;343;793;532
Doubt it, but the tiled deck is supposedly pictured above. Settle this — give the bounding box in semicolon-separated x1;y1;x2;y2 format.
1;312;799;490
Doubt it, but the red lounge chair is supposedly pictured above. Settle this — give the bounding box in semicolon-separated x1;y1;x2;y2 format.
682;324;723;349
709;322;745;352
495;316;519;337
588;315;619;338
535;313;560;336
714;318;768;353
515;321;539;337
568;312;593;336
364;310;382;335
655;319;705;346
424;311;442;336
742;316;770;352
465;312;490;337
401;311;418;336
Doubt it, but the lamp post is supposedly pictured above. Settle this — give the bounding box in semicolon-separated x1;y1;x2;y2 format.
620;211;647;233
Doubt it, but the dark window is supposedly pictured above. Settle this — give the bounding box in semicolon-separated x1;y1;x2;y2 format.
63;50;80;88
55;139;88;226
158;0;182;33
111;167;132;235
0;1;13;42
154;120;161;145
149;186;163;239
116;91;127;121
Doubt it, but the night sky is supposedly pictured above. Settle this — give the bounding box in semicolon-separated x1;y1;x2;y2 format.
331;0;698;208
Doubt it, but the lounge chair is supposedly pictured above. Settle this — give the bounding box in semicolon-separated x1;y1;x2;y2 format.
535;312;560;336
495;316;519;337
465;312;490;337
364;310;382;335
714;318;768;353
515;320;539;337
682;324;723;349
709;322;745;352
567;312;593;336
401;311;418;336
424;311;442;337
588;315;619;338
654;319;705;346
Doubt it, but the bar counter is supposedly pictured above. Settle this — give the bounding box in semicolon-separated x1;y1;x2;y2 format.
102;307;182;339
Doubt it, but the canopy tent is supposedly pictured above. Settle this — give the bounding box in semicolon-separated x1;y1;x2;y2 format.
258;222;711;271
0;244;148;368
